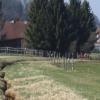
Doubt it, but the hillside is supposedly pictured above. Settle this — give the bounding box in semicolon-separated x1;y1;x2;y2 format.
1;0;100;27
94;15;100;28
1;0;100;34
1;0;32;20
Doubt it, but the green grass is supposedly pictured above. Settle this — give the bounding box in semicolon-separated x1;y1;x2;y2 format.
1;56;100;100
34;62;100;100
55;62;100;100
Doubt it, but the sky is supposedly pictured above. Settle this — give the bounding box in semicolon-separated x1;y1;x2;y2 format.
65;0;100;19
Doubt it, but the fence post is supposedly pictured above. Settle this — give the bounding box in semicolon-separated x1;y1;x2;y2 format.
54;52;56;64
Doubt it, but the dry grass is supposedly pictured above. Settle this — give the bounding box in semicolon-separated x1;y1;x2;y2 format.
12;77;83;100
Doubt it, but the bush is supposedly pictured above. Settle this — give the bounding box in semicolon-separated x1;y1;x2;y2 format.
89;53;100;60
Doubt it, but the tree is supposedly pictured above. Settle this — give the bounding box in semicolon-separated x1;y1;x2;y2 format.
49;0;67;53
26;0;96;53
0;1;3;30
81;32;97;52
26;0;67;53
79;0;96;52
0;1;5;31
68;0;96;53
26;0;48;49
68;0;82;53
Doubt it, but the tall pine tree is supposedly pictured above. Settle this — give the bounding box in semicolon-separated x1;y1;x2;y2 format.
0;1;3;31
49;0;67;53
26;0;67;53
26;0;96;53
26;0;49;49
68;0;82;53
68;0;96;53
80;0;96;52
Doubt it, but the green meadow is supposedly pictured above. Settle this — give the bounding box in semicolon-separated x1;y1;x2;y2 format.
0;56;99;100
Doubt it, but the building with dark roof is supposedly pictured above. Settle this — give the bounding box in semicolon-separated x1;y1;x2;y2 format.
0;20;28;48
95;28;100;51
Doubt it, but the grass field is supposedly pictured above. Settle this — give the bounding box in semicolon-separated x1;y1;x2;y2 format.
1;56;100;100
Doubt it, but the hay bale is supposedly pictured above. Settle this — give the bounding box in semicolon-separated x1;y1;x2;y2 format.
6;80;12;89
5;89;16;100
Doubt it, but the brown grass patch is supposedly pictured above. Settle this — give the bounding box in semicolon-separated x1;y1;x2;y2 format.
11;77;84;100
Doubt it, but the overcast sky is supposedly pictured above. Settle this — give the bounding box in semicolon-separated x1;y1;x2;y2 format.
65;0;100;19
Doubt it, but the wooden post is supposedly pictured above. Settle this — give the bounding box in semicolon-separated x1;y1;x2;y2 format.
53;52;55;64
65;53;67;70
58;53;60;64
56;52;58;64
63;54;65;69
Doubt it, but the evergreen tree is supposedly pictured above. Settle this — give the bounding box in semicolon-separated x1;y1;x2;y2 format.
26;0;96;53
0;1;5;31
49;0;67;53
26;0;49;49
0;1;3;30
81;32;97;52
67;0;82;52
80;0;96;52
68;0;96;53
40;0;56;50
26;0;67;53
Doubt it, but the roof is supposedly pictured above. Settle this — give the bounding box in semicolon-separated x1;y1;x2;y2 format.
96;28;100;35
0;21;28;40
96;28;100;44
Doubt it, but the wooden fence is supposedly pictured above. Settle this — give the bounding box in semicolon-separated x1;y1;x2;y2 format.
0;47;45;57
0;47;90;70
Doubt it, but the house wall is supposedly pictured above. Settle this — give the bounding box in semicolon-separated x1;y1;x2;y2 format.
21;38;27;48
0;39;21;48
95;43;100;51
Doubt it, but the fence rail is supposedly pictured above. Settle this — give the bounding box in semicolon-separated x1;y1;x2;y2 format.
1;47;100;70
0;47;90;58
0;47;95;71
0;47;46;57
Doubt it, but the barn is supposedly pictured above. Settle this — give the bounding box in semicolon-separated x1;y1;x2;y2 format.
0;20;28;48
95;28;100;51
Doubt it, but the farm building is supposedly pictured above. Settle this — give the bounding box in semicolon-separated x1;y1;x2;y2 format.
0;20;28;48
95;28;100;51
